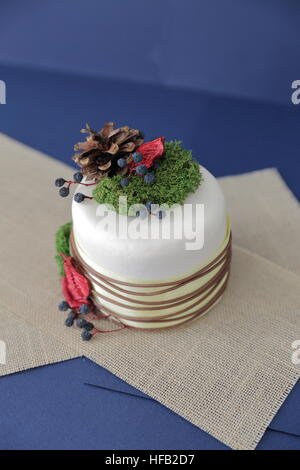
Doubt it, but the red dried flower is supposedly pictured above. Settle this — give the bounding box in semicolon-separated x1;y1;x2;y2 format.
130;137;165;171
61;254;90;309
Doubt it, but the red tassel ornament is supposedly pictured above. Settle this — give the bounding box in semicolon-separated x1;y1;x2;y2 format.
61;254;91;309
130;137;165;171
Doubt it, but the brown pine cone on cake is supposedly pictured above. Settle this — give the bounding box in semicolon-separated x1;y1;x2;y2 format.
73;122;144;181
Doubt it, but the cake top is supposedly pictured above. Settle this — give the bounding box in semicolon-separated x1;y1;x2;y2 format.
55;121;202;214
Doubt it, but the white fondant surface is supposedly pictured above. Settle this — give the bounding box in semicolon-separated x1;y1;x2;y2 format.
72;166;227;281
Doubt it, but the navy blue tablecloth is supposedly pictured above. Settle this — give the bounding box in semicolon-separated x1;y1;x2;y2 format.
0;64;299;449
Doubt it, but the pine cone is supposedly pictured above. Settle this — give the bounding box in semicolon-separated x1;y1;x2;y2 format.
73;122;144;181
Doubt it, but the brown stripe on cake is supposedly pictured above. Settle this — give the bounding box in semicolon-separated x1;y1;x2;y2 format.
69;230;232;328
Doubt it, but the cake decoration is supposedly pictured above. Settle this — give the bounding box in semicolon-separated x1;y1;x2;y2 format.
92;140;202;214
55;221;72;276
55;122;202;214
73;122;144;181
54;121;231;340
56;223;129;340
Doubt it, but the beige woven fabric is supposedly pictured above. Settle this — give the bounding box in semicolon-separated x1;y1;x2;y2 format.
0;133;299;449
220;169;300;276
0;306;79;376
0;135;81;376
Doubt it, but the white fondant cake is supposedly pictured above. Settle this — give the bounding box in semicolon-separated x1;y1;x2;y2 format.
71;166;230;329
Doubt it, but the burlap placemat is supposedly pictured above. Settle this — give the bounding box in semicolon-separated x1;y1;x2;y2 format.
0;305;79;376
219;169;300;276
0;134;299;449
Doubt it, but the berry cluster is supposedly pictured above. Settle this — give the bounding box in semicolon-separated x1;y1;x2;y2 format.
118;151;160;188
58;300;94;341
55;172;95;203
58;299;129;340
136;201;166;219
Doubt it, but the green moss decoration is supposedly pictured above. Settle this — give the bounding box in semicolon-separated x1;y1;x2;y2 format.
55;221;72;276
92;141;202;214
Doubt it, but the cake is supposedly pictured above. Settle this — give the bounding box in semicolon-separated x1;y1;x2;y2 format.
55;122;231;339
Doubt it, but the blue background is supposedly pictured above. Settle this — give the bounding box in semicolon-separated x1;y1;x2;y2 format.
0;0;299;450
1;0;300;104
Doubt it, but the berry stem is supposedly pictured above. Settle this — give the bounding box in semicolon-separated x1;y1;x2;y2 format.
93;324;130;335
67;180;97;188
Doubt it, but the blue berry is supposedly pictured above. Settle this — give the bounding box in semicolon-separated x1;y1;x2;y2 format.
77;319;93;331
136;208;148;219
74;192;85;203
58;300;69;311
85;322;94;331
68;311;76;320
76;318;87;329
55;178;66;187
117;158;127;168
79;304;90;314
59;187;69;197
120;177;129;187
144;172;156;185
81;329;93;341
136;164;148;176
73;172;83;182
65;317;74;327
132;152;143;163
157;210;166;219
